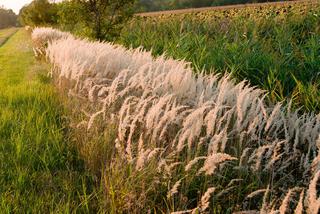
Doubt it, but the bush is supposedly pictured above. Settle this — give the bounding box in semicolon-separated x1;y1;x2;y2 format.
18;0;58;27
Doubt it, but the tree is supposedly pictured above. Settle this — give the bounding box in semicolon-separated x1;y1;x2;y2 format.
0;7;17;29
73;0;136;41
19;0;58;27
57;1;83;32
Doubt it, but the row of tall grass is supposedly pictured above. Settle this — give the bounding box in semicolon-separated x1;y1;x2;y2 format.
118;1;320;112
32;27;320;213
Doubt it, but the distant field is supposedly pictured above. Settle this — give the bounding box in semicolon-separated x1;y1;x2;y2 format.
0;28;18;46
137;0;312;16
120;0;320;111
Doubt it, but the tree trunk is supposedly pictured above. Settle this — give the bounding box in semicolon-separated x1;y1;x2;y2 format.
95;16;102;40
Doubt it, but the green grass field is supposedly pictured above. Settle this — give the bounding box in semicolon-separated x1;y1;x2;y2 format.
0;29;99;213
0;28;18;46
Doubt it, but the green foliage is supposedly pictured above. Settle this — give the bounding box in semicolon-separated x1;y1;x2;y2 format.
21;0;137;41
0;7;17;29
58;0;135;41
57;1;85;35
119;2;320;112
18;0;58;27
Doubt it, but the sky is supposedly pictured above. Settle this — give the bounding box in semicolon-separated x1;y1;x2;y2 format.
0;0;32;14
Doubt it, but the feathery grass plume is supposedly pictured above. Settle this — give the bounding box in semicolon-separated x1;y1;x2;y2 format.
207;129;228;154
227;179;243;187
260;186;272;214
25;26;32;32
167;179;183;199
307;171;320;214
199;187;215;211
171;210;194;214
87;110;104;130
266;140;287;170
311;135;320;174
185;156;206;171
177;103;212;151
262;173;319;214
279;188;301;214
248;144;273;171
198;153;237;175
32;27;73;57
233;211;259;214
136;134;152;171
246;189;268;199
294;190;305;214
239;148;252;167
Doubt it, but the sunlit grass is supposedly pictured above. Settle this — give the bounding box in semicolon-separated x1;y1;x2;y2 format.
0;28;18;46
0;29;99;213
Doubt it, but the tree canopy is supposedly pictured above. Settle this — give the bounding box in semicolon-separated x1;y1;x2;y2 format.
71;0;135;40
19;0;58;27
17;0;283;40
0;7;17;29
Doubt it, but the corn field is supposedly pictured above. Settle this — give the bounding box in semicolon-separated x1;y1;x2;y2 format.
32;27;320;213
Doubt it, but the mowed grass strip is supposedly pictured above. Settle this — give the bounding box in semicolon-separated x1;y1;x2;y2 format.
0;28;18;46
0;29;98;213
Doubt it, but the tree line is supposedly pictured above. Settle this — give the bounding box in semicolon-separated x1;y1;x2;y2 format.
18;0;283;40
0;7;18;29
19;0;135;41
